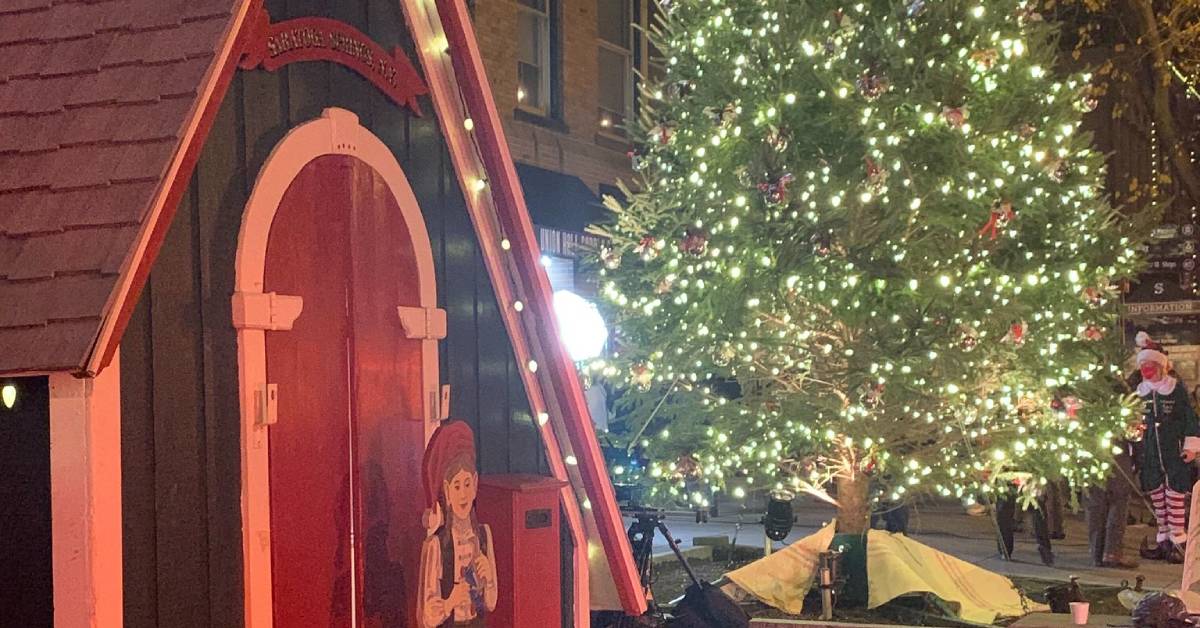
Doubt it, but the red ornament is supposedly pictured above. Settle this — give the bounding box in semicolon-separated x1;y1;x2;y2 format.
758;172;795;204
1006;321;1027;346
679;228;709;256
978;200;1015;240
635;235;662;260
1082;325;1105;341
942;105;969;129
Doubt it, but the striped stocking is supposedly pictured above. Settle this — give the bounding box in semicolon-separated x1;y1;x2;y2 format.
1150;486;1170;543
1167;488;1189;545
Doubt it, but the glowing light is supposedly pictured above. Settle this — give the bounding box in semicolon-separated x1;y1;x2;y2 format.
1;385;14;409
552;290;609;361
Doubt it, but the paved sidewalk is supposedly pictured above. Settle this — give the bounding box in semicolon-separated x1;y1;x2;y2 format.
634;499;1182;591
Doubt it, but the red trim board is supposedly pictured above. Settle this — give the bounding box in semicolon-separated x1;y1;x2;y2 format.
432;0;646;615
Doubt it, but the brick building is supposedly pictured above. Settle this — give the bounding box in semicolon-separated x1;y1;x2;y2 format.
472;0;659;293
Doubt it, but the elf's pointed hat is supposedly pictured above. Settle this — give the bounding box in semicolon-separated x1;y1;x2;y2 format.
422;419;477;508
1135;331;1169;368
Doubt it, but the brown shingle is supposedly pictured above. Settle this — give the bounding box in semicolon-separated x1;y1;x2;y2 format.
1;182;158;235
0;275;114;327
7;225;138;280
39;33;119;77
0;0;238;373
0;319;99;373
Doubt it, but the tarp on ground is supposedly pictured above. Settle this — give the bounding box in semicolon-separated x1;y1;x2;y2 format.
724;521;838;615
722;522;1044;624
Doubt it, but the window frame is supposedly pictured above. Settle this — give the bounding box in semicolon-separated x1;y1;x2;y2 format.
595;0;635;139
516;0;553;116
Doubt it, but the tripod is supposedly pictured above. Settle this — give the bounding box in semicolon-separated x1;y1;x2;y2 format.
610;511;700;627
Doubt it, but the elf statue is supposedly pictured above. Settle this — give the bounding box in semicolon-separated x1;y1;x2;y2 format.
419;420;498;627
1134;333;1200;564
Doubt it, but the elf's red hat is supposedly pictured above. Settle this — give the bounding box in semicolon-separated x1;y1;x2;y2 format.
422;419;477;508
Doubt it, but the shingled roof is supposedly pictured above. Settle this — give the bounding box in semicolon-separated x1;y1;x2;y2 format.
0;0;243;374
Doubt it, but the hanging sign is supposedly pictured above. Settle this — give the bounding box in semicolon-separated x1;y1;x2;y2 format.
238;8;429;115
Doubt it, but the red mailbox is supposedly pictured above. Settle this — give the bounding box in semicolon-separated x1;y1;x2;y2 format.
476;474;568;627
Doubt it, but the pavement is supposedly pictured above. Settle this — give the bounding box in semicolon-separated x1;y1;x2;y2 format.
630;498;1184;591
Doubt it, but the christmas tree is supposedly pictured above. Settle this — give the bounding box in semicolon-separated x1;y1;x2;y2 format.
591;0;1152;533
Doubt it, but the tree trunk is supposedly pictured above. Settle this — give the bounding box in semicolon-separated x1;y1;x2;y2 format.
1128;0;1200;207
836;472;871;534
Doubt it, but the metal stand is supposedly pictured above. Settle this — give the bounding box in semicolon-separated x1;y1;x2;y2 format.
818;549;843;620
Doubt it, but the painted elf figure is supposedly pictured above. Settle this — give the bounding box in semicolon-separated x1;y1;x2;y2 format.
1134;333;1200;564
420;420;498;627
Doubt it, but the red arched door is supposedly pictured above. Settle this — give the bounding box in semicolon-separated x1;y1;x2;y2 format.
264;154;426;628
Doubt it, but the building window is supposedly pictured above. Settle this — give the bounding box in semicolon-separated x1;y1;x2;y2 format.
597;0;633;134
518;0;552;115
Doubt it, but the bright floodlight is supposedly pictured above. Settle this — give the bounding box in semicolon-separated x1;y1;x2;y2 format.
553;290;608;362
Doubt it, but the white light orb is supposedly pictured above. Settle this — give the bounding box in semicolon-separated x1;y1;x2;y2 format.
553;290;609;362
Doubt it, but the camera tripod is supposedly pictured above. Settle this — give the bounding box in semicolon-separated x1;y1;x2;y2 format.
607;511;701;627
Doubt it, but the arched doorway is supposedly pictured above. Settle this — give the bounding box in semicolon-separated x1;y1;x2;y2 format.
234;108;442;628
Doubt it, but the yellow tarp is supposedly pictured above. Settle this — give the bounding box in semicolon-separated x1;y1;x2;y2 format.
866;529;1045;624
722;523;1045;624
724;521;837;614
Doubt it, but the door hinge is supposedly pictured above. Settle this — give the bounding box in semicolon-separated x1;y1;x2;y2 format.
397;305;447;340
256;383;278;427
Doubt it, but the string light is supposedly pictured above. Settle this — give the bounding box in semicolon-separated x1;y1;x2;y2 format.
591;0;1147;508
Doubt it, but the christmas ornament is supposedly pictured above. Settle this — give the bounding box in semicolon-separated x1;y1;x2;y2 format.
635;235;663;260
970;48;998;70
1046;158;1069;182
715;344;737;365
812;233;832;256
1005;321;1027;346
600;246;621;269
765;125;790;152
706;102;737;127
630;363;653;391
758;172;795;204
864;156;889;194
859;382;885;408
959;326;979;351
673;454;700;479
978;200;1015;240
1082;325;1105;341
856;72;890;101
655;276;675;294
650;121;675;145
627;147;646;171
1017;122;1037;140
942;105;969;129
679;228;709;256
906;0;927;18
1083;286;1103;305
1015;5;1043;23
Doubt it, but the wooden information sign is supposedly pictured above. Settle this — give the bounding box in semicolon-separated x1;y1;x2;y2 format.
239;8;429;115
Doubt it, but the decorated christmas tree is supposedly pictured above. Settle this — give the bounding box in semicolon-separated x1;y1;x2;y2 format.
591;0;1152;533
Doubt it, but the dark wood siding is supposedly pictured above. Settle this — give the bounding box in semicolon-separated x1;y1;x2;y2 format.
119;1;548;625
0;376;52;628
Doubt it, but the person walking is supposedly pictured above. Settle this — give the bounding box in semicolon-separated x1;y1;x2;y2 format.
1133;333;1200;564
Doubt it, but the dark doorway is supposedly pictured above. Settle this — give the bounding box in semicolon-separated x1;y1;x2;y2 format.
0;376;53;628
